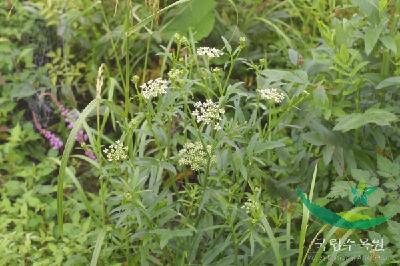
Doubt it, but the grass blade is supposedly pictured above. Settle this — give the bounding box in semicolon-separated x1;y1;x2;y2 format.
256;17;293;48
57;99;100;237
126;0;191;36
260;216;283;266
51;158;97;222
90;229;107;266
297;161;318;266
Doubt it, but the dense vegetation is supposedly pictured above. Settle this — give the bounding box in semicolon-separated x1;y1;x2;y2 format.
1;0;399;265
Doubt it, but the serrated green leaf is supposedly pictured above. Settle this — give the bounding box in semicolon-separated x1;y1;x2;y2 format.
9;123;21;144
377;155;399;178
326;181;355;199
351;168;371;180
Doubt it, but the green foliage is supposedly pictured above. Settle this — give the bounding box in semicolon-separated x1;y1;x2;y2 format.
1;0;400;265
163;0;216;40
333;108;397;132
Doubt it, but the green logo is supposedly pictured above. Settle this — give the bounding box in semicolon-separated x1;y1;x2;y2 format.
296;184;391;230
351;183;377;206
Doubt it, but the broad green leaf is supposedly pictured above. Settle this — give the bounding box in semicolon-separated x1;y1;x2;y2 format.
376;76;400;90
322;145;334;165
313;86;329;107
288;48;300;65
333;108;397;132
127;0;190;36
302;132;324;146
162;0;216;41
380;35;398;54
332;113;364;132
352;0;380;24
363;108;397;126
364;25;383;55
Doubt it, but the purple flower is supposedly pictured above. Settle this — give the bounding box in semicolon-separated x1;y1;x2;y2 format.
76;129;88;144
40;129;63;150
32;94;97;160
66;120;74;129
84;150;97;160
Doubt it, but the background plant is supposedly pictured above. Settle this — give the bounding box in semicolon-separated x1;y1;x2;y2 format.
1;0;399;265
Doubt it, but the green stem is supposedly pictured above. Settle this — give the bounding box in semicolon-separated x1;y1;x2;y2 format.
260;215;283;266
100;4;125;90
100;177;106;224
142;20;154;83
223;54;236;95
124;18;131;118
286;211;291;266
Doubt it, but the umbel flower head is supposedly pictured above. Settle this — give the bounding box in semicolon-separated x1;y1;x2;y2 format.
173;33;188;44
168;68;184;81
259;87;286;103
103;140;128;162
242;197;262;223
140;78;170;99
178;141;215;171
196;47;224;58
192;99;225;130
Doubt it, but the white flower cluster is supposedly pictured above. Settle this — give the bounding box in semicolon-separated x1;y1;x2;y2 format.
242;198;259;215
173;33;188;44
196;47;224;58
103;140;128;162
259;87;286;103
178;142;214;171
140;78;170;99
242;198;261;223
168;69;184;81
192;99;225;130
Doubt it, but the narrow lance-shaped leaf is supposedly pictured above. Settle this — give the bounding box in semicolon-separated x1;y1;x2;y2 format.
57;98;100;237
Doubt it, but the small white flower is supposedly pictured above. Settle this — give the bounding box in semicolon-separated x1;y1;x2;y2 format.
242;199;257;214
178;141;215;171
104;140;128;162
173;33;188;44
242;198;261;223
259;87;285;103
212;67;222;76
196;47;224;58
140;78;170;99
168;69;184;81
192;99;225;130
